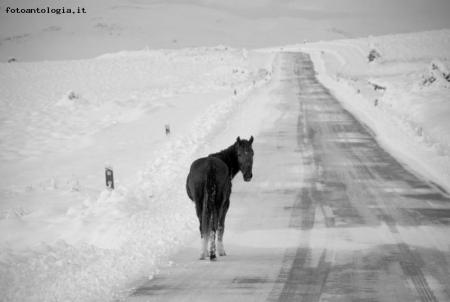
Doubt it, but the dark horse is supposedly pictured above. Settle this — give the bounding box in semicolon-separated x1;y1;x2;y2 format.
186;136;254;260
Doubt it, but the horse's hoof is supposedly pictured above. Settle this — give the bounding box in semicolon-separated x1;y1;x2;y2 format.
218;247;226;256
198;253;206;260
210;254;217;261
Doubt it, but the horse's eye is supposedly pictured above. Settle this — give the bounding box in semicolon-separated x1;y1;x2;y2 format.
238;154;242;157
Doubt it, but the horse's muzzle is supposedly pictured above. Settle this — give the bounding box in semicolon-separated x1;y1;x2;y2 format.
243;173;253;182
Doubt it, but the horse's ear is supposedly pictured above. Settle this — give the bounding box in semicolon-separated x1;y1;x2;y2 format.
249;136;254;145
236;136;241;144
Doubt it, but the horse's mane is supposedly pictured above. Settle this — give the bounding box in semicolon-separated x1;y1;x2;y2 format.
208;144;239;180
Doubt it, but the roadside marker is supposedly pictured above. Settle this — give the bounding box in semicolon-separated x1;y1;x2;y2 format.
165;124;171;136
105;164;114;189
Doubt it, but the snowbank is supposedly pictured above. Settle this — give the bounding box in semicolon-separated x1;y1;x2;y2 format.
0;47;274;301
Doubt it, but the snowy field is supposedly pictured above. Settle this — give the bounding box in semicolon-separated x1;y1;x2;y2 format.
0;46;274;301
2;0;450;62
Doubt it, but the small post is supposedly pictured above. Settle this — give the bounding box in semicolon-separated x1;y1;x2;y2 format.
417;126;423;137
165;124;171;136
105;164;114;189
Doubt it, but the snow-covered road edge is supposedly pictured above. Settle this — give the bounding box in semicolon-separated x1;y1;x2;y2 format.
303;48;450;195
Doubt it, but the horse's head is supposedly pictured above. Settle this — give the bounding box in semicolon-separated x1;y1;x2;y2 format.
235;136;254;182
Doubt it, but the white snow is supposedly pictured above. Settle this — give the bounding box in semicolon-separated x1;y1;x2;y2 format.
1;1;450;301
0;46;275;301
2;0;450;62
3;29;450;300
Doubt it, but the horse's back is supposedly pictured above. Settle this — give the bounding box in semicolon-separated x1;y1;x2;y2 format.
188;157;229;185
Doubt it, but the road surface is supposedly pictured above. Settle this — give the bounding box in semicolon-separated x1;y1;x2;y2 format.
123;52;450;302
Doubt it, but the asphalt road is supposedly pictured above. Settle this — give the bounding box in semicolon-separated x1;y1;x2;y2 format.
123;52;450;302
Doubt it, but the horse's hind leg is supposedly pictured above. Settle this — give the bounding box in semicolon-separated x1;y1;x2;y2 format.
217;192;230;256
217;225;226;256
199;232;209;260
195;204;208;260
209;230;217;261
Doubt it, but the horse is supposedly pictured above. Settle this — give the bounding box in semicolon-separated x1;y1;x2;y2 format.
186;136;254;261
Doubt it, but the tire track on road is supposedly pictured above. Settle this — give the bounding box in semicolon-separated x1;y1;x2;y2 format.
267;52;334;302
269;51;448;302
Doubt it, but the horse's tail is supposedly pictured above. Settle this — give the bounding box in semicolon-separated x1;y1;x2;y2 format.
202;165;217;237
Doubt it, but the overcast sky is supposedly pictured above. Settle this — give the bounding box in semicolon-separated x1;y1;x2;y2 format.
149;0;450;23
2;0;449;34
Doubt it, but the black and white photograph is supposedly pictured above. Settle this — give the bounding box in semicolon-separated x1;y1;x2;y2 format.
1;1;450;301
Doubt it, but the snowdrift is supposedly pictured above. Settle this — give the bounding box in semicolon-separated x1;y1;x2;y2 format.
0;46;274;301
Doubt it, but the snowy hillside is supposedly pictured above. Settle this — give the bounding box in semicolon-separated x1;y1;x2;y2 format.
0;47;274;301
1;0;450;62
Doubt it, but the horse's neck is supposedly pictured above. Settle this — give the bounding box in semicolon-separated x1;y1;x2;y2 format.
211;145;239;179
